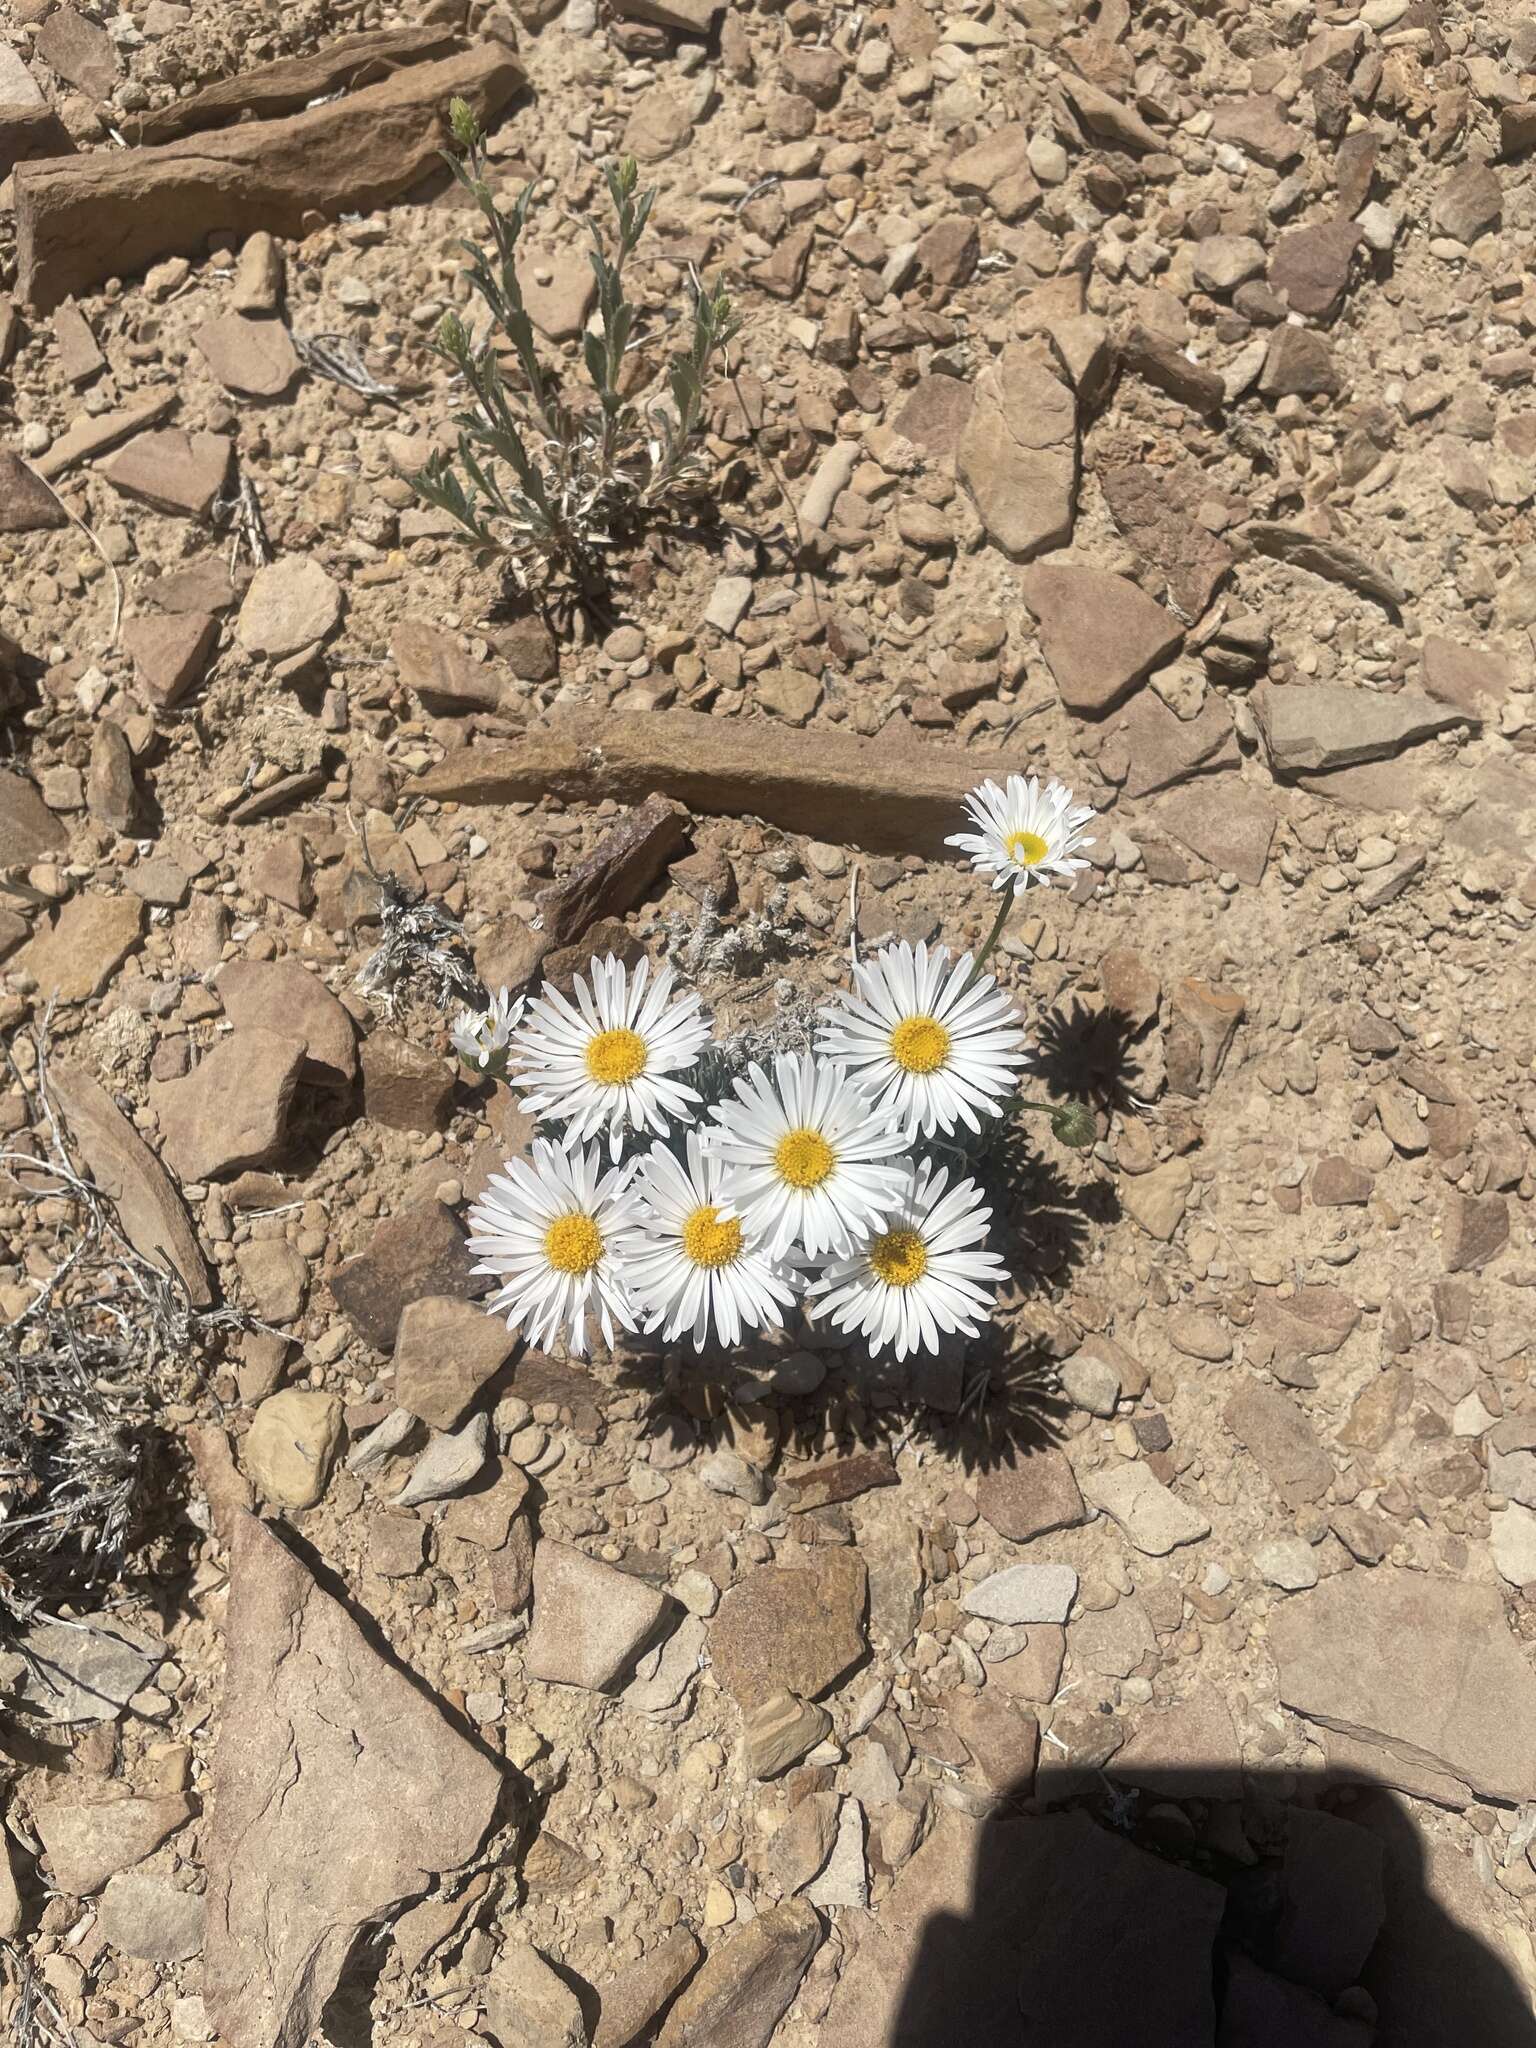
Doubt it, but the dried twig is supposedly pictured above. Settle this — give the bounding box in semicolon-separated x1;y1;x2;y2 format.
293;330;402;408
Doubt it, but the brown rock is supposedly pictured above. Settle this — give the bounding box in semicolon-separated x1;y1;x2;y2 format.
1112;1688;1241;1794
948;1691;1039;1796
1211;94;1302;168
1420;635;1511;719
17;43;524;311
537;795;690;950
623;83;694;163
0;44;72;178
35;6;119;96
1431;161;1501;244
893;374;975;460
194;314;300;399
203;1511;502;2048
122;611;219;707
393;1295;517;1432
1270;221;1363;320
945;121;1039;221
330;1202;481;1351
1060;73;1162;153
413;708;1058;859
974;1447;1086;1542
134;25;462;142
1271;1570;1536;1804
956;344;1077;560
0;764;68;866
1019;563;1183;717
1223;1382;1333;1510
1120;324;1225;413
142;554;237;615
0;448;66;533
1099;465;1233;620
217;959;357;1088
13;892;144;1003
390;618;503;714
1443;1194;1508;1273
51;1065;211;1306
237;556;342;659
154;1028;305;1182
35;388;177;481
1339;1369;1410;1452
360;1030;455;1133
655;1900;821;2048
524;1540;675;1693
1242;524;1404;613
1260;326;1344;399
1252;682;1462;776
1311;1156;1373;1207
36;1793;194;1897
1164;974;1246;1093
741;1690;833;1779
781;1447;897;1511
101;429;232;520
88;719;136;833
710;1551;868;1708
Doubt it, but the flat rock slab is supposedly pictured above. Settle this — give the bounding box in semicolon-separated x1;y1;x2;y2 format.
0;765;69;866
1223;1381;1333;1510
413;708;1044;859
11;1611;166;1723
13;891;144;1003
153;1027;305;1182
654;1899;821;2048
1100;464;1234;621
525;1540;675;1692
204;1513;501;2047
956;344;1077;560
1084;1463;1210;1555
0;448;67;532
122;610;220;707
36;1792;193;1896
961;1561;1077;1624
217;958;357;1087
329;1200;482;1351
16;42;525;310
823;1807;1223;2047
1019;563;1184;717
195;314;301;398
133;24;462;142
393;1294;518;1431
1271;1569;1536;1804
1253;682;1468;777
1156;781;1276;886
709;1551;868;1708
1242;523;1404;612
101;428;232;519
51;1065;211;1305
237;556;343;659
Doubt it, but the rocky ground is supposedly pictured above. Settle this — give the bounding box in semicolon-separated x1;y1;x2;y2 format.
4;0;1536;2043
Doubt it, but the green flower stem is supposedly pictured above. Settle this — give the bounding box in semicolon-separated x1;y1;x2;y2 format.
965;887;1018;988
1014;1095;1098;1148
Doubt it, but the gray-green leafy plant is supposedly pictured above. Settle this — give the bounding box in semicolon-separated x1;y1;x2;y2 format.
405;99;741;596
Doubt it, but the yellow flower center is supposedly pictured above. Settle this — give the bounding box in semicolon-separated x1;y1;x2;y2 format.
774;1127;836;1189
869;1227;929;1288
1004;829;1050;868
681;1203;744;1269
544;1213;603;1275
585;1026;647;1086
889;1014;951;1075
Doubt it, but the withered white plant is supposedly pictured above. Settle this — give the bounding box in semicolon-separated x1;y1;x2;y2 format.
405;99;741;597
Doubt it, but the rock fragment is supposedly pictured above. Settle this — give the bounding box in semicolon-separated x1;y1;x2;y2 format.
1271;1570;1536;1804
390;618;503;714
203;1512;502;2048
0;449;66;533
329;1202;482;1350
393;1413;491;1509
1252;682;1466;777
36;1793;194;1897
236;557;342;660
654;1900;821;2048
11;1610;166;1723
1099;465;1233;620
393;1295;517;1432
955;346;1077;561
0;44;72;175
537;795;690;950
709;1552;867;1708
961;1562;1077;1625
524;1540;675;1692
1241;523;1404;612
100;1873;204;1964
16;44;525;310
243;1389;344;1510
742;1690;833;1779
1084;1464;1210;1555
1269;221;1363;319
13;893;144;1004
1223;1382;1333;1509
51;1065;211;1305
121;611;220;707
101;429;232;519
195;314;301;399
484;1940;590;2048
153;1029;305;1181
1018;563;1183;717
217;959;357;1088
593;1928;703;2048
974;1447;1085;1542
133;25;463;142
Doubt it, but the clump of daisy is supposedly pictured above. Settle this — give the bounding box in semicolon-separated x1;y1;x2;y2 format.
704;1052;910;1260
948;774;1097;897
630;1133;799;1351
510;954;711;1162
450;985;523;1078
467;1138;648;1358
808;1159;1006;1360
818;940;1029;1140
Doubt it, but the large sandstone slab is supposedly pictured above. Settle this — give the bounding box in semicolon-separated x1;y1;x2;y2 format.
154;1028;305;1182
133;25;462;142
16;43;523;310
13;891;144;1003
1271;1570;1536;1804
217;959;357;1088
1253;682;1468;777
413;710;1044;859
204;1512;502;2048
956;345;1077;560
1019;562;1183;717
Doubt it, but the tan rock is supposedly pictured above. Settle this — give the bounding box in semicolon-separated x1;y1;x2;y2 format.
654;1900;821;2048
13;891;144;1003
195;314;300;398
100;428;232;519
392;1295;518;1433
154;1027;305;1181
524;1540;675;1693
134;24;461;142
236;556;342;659
709;1551;867;1708
36;1793;193;1897
955;345;1077;560
51;1065;211;1305
121;610;219;707
217;959;357;1088
1018;562;1183;717
244;1389;344;1509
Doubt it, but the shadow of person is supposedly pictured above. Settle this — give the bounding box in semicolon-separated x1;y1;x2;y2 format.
828;1763;1534;2047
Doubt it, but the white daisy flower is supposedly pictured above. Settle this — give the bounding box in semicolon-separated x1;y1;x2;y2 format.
808;1159;1007;1360
704;1052;910;1261
818;940;1030;1140
509;953;710;1161
450;985;523;1072
466;1138;646;1358
629;1132;800;1351
947;774;1097;893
